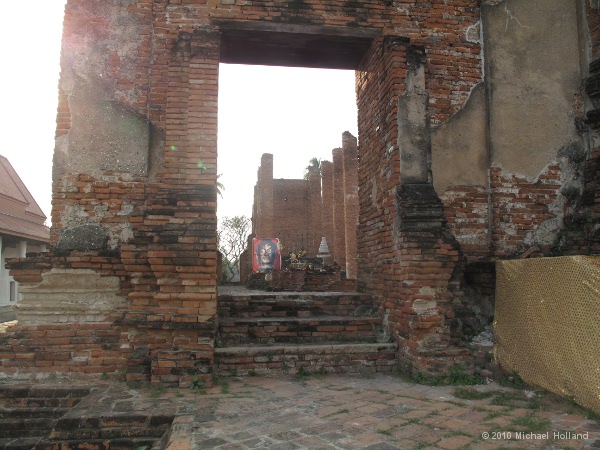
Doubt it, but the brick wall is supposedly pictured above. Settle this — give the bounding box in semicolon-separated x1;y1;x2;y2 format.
490;164;562;257
307;168;323;257
321;161;335;263
342;132;359;279
18;0;600;383
249;155;323;259
588;2;600;60
1;253;131;379
356;36;405;305
441;187;489;262
272;179;312;256
332;148;347;270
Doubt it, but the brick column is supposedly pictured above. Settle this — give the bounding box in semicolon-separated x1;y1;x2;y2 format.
332;148;346;270
257;154;274;238
307;167;323;257
342;132;359;279
124;30;222;386
320;161;335;263
394;45;470;375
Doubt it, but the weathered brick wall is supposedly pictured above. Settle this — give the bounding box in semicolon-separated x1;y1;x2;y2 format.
441;187;489;261
255;154;274;238
249;156;323;259
1;253;131;378
356;36;405;305
490;164;563;257
272;179;311;256
588;2;600;60
332;148;347;270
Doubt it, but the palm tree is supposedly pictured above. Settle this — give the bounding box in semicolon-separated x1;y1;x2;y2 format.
304;157;321;179
217;174;225;198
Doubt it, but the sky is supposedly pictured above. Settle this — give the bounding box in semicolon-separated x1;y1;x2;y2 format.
0;1;358;225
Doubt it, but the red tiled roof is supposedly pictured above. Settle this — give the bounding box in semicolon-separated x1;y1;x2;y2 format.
0;212;50;242
0;155;50;243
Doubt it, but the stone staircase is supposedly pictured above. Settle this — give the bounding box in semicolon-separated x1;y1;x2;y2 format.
0;386;90;449
215;287;398;376
0;386;172;449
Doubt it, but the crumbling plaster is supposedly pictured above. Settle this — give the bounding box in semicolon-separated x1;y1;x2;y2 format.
482;0;583;177
432;83;488;195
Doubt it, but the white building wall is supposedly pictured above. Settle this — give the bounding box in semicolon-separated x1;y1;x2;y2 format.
0;239;46;307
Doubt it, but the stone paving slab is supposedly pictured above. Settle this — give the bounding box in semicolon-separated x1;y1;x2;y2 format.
1;373;600;449
168;374;600;449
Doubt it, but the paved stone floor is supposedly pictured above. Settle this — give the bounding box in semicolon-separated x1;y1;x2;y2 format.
2;373;600;449
168;374;600;449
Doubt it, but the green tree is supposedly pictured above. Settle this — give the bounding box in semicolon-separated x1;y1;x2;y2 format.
304;157;321;180
217;174;225;198
217;216;251;282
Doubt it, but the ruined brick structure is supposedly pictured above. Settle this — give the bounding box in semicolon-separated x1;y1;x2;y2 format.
2;0;599;384
251;154;323;260
241;133;359;279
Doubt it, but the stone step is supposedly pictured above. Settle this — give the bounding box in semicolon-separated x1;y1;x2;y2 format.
0;406;69;419
218;315;383;345
0;418;55;438
0;386;89;409
215;342;398;376
0;436;43;450
49;426;167;440
50;414;174;440
0;386;90;399
3;397;84;408
36;437;158;450
218;288;375;319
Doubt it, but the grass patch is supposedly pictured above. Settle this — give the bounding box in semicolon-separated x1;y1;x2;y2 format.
445;430;472;438
323;408;350;418
220;380;230;394
413;443;428;450
297;365;310;377
586;409;600;424
453;387;494;400
411;364;484;386
377;429;392;436
498;371;526;389
490;391;529;408
189;375;206;393
509;414;551;433
149;386;166;398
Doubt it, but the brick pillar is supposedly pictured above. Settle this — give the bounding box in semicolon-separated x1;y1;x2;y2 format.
332;148;346;270
394;45;470;375
257;154;274;238
321;161;335;263
307;167;323;257
123;30;222;386
342;132;359;279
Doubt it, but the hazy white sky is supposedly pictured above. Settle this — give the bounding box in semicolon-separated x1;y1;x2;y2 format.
1;1;358;224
